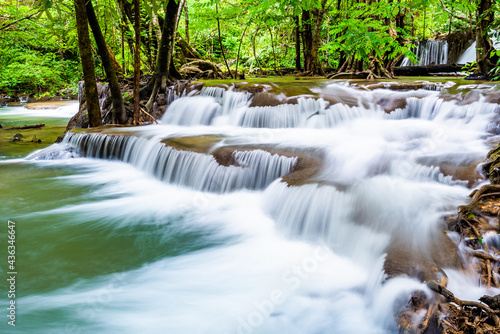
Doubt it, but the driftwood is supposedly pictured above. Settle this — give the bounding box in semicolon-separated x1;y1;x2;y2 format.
394;64;463;76
0;123;45;130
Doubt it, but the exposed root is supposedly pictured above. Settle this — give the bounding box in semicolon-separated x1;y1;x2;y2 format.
427;281;500;327
140;107;158;124
459;184;500;216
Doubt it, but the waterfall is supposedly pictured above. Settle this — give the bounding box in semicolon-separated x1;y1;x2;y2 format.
46;132;298;193
458;42;476;64
162;83;499;129
400;40;448;66
12;80;500;334
457;31;500;64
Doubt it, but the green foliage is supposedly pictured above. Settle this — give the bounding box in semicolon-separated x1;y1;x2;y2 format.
0;1;81;95
1;0;499;92
0;50;80;94
327;2;415;67
462;61;477;76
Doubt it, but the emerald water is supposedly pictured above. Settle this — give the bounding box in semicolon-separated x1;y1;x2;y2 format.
1;81;500;333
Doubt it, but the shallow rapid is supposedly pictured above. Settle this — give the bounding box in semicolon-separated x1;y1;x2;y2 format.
2;80;500;333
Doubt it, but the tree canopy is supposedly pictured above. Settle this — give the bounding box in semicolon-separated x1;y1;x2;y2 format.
0;0;499;98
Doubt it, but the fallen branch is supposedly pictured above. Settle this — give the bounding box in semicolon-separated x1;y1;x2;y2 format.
0;123;45;130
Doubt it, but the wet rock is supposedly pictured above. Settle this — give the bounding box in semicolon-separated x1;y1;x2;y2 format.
384;244;441;282
465;73;491;80
151;105;166;120
364;81;442;91
238;84;273;94
485;90;500;104
479;294;500;310
162;135;223;154
249;92;288;107
457;89;481;105
12;133;23;142
281;154;323;186
376;96;407;113
384;232;461;283
156;94;167;106
439;160;485;188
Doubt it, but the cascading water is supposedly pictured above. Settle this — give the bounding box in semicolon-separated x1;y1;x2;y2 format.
3;80;500;333
457;31;500;64
41;132;298;193
400;40;448;66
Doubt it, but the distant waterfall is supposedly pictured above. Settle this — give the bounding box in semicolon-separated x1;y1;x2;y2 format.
457;30;500;64
400;40;448;66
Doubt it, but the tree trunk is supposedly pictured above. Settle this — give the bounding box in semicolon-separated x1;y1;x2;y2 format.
252;31;264;74
184;1;190;44
302;10;312;72
216;4;233;78
310;6;325;76
120;0;126;75
85;1;126;124
176;34;200;60
294;16;301;71
268;26;280;75
133;0;140;124
235;25;248;79
475;0;493;74
118;0;136;57
74;0;102;128
145;0;183;111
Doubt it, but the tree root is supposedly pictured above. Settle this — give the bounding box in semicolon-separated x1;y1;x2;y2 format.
427;281;500;326
140;107;158;124
459;184;500;216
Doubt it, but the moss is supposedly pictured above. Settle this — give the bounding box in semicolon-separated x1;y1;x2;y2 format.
69;125;135;135
0;126;67;159
162;135;223;153
197;76;330;97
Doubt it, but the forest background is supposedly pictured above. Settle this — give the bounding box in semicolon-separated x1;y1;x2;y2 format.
0;0;498;102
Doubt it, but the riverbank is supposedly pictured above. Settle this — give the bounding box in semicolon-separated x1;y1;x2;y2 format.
0;100;78;159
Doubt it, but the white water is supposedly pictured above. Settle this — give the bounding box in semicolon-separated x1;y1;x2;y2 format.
400;40;448;66
15;82;500;333
457;31;500;64
0;101;79;118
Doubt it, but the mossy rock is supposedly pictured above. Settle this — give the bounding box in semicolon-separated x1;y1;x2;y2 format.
162;135;223;154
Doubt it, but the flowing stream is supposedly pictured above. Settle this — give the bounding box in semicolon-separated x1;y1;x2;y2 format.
400;41;448;66
1;80;500;333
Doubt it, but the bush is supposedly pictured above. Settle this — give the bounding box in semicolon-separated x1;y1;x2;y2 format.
0;49;81;95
